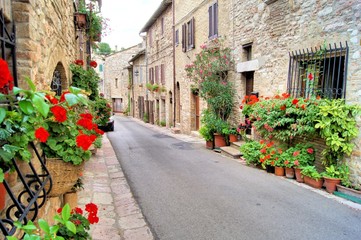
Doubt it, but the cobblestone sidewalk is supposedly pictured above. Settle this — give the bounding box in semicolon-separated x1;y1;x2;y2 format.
77;135;154;240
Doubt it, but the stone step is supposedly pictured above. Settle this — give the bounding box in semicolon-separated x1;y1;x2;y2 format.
231;140;246;149
190;130;201;138
220;146;242;159
171;127;181;134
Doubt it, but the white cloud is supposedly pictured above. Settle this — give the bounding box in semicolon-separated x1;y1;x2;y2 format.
101;0;161;50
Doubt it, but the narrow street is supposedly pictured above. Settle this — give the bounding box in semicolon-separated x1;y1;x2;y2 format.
108;115;361;240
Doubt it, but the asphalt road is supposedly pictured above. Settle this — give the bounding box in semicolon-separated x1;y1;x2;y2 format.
108;116;361;240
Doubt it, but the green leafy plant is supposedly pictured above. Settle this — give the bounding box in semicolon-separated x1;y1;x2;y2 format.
315;99;361;166
160;120;166;127
70;61;100;100
301;165;322;180
143;113;149;123
91;95;112;126
240;140;262;165
199;125;214;142
8;203;99;240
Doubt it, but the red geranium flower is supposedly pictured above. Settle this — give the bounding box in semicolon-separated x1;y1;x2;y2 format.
45;94;59;104
280;105;286;111
35;127;50;143
292;99;299;105
294;160;299;166
293;151;300;157
74;59;84;66
76;134;96;151
57;208;62;213
85;203;98;214
90;60;98;68
0;58;14;92
307;148;314;154
51;105;67;122
60;91;71;102
77;118;94;130
87;213;99;224
80;113;93;120
308;73;314;81
74;207;83;215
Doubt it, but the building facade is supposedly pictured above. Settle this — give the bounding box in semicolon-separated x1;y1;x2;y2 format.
174;0;233;133
104;44;143;112
140;0;174;127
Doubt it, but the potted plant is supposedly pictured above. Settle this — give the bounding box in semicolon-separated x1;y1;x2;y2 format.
199;125;214;149
290;144;316;183
301;165;324;189
152;83;159;92
322;164;348;194
239;140;262;166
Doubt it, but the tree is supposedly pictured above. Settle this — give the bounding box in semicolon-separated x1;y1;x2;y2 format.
96;42;112;55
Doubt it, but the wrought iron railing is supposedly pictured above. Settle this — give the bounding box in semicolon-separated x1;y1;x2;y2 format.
287;42;348;99
0;142;52;238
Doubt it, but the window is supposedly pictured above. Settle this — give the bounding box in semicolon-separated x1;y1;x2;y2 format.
149;67;154;84
182;18;195;52
209;2;218;39
161;64;165;85
287;43;348;99
99;64;103;72
175;29;179;46
155;65;159;84
242;43;252;61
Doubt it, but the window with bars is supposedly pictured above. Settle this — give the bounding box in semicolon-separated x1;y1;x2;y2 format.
287;42;348;99
208;1;218;39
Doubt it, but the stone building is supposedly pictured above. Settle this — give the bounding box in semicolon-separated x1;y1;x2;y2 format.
104;44;143;112
230;0;361;184
174;0;232;134
140;0;174;127
128;49;147;120
1;0;102;237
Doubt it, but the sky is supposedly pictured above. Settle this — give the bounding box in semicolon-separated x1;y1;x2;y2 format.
101;0;162;50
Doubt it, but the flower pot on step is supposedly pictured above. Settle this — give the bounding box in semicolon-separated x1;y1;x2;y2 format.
294;168;304;183
275;166;285;176
323;177;341;194
214;133;226;148
229;134;238;143
285;167;295;179
303;176;324;189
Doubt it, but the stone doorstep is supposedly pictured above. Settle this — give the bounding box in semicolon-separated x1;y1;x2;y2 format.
220;146;242;159
170;127;181;134
190;130;201;138
231;140;245;149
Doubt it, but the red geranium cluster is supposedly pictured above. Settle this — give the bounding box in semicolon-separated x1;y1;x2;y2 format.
0;58;14;94
74;59;84;66
241;95;259;106
90;60;97;68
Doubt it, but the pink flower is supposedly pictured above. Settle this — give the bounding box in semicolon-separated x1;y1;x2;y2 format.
284;160;289;165
293;151;300;157
294;160;299;166
307;148;314;154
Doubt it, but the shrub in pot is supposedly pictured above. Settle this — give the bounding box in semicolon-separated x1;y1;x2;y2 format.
301;166;323;189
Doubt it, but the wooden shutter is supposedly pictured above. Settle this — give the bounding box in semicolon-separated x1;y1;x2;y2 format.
214;3;218;36
182;24;186;52
208;6;213;38
161;64;165;85
155;66;159;84
190;17;195;49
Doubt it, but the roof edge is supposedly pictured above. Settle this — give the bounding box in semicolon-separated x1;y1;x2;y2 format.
139;0;172;34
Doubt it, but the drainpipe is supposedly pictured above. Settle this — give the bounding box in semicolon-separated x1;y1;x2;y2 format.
172;1;176;128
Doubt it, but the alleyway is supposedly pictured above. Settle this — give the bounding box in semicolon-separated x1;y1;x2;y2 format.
107;115;361;240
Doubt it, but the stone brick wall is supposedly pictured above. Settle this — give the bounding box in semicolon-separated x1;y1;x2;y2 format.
104;44;143;112
231;0;361;185
174;0;232;134
131;53;147;119
146;4;174;127
12;0;78;90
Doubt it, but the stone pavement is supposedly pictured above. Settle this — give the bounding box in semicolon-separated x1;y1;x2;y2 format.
77;135;154;240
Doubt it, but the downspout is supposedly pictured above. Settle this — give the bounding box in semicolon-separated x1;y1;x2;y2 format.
172;1;176;128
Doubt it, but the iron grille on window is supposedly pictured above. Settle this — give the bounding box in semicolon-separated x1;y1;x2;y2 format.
287;42;348;99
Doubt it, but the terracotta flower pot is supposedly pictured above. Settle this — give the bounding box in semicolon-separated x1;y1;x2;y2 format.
294;168;304;183
206;140;214;150
275;166;285;176
303;176;324;189
323;177;341;193
214;133;226;148
229;134;238;143
285;167;295;179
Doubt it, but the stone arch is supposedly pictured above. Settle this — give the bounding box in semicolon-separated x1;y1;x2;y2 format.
50;62;68;96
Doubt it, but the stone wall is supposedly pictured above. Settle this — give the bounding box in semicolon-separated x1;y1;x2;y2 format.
146;4;174;127
12;0;78;90
231;0;361;185
131;53;147;119
174;0;232;134
104;44;143;112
